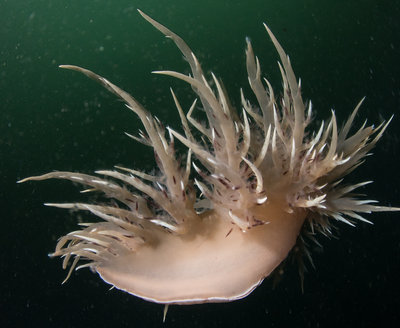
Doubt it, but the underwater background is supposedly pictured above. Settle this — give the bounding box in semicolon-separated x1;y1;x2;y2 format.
1;0;400;327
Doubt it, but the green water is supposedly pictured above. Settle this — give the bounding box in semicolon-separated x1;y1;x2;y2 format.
1;0;400;327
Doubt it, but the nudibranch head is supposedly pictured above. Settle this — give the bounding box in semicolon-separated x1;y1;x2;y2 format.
18;10;399;304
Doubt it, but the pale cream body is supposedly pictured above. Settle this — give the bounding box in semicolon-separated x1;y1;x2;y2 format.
98;199;306;304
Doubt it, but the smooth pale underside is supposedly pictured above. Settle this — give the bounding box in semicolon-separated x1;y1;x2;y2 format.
97;200;306;304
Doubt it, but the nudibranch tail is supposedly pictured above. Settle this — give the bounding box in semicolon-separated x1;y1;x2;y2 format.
18;10;399;305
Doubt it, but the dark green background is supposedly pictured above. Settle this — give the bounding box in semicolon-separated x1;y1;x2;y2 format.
1;0;399;327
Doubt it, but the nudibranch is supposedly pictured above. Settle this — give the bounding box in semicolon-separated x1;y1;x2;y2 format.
19;10;399;305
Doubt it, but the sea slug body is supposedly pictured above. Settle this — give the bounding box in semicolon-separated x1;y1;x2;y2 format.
18;10;399;305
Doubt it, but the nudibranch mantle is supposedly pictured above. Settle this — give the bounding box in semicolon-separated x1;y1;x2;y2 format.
19;10;399;304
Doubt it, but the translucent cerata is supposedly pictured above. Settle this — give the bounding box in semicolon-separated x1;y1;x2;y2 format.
19;10;399;305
